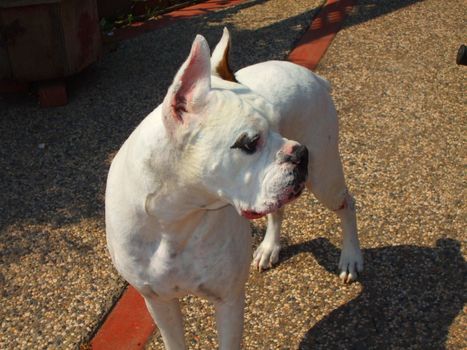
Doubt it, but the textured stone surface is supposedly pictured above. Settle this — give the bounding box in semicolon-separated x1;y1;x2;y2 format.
1;0;465;349
148;0;466;348
0;0;321;348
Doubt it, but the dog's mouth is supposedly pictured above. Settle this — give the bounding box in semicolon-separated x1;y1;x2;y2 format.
241;210;267;220
240;182;305;220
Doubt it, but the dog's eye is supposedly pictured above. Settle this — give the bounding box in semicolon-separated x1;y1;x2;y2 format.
231;133;260;154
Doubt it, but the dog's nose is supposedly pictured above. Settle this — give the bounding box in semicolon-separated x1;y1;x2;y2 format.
284;145;308;166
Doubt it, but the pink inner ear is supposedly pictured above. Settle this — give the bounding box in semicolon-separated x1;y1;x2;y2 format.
171;94;187;123
171;86;196;123
171;52;207;123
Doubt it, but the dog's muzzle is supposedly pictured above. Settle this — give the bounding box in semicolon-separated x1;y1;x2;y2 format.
241;145;309;220
289;144;308;184
281;144;308;192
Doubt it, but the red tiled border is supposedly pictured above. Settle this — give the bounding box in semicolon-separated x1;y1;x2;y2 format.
288;0;356;70
90;0;355;349
110;0;247;42
91;286;154;350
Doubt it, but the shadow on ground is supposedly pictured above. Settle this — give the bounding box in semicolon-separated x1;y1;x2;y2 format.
278;238;466;349
344;0;424;27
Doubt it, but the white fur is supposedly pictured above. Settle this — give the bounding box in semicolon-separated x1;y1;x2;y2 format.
106;30;363;350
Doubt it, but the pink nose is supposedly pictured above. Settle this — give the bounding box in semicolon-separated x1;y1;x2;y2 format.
281;141;299;156
277;141;309;166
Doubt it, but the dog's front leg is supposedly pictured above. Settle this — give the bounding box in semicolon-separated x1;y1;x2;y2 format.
252;208;284;271
144;296;186;350
214;289;246;350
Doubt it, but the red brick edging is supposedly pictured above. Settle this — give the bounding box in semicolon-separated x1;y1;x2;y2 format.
289;0;355;70
111;0;247;42
90;286;154;350
90;0;355;348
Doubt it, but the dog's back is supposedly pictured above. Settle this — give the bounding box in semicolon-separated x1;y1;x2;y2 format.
235;60;336;142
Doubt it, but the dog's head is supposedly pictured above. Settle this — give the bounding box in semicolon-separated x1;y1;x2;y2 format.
162;35;307;219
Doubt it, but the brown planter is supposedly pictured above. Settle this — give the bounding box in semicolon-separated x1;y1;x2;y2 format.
0;0;101;82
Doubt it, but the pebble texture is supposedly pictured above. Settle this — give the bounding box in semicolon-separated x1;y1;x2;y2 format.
147;0;466;349
0;0;321;349
0;0;464;349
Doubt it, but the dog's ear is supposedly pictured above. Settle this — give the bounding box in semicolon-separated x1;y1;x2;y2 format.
163;35;211;132
211;27;237;82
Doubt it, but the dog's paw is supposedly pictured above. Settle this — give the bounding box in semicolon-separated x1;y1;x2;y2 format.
338;247;363;283
252;242;281;271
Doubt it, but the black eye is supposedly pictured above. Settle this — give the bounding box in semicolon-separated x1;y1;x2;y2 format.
231;133;260;154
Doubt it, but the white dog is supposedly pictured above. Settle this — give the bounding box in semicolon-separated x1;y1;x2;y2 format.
105;28;363;350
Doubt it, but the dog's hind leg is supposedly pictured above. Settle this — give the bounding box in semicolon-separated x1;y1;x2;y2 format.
306;148;363;283
333;190;363;282
144;296;186;350
252;208;284;271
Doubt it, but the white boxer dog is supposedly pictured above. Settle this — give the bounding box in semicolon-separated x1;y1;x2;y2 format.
106;29;362;350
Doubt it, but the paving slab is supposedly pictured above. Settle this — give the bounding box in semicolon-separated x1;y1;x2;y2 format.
146;0;466;349
312;1;466;347
0;0;465;349
0;0;322;349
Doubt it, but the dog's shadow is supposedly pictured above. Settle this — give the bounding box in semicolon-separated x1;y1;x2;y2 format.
276;237;466;349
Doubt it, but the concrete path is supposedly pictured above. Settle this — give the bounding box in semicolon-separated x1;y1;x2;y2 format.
0;0;322;348
304;1;465;347
149;1;466;349
0;0;465;349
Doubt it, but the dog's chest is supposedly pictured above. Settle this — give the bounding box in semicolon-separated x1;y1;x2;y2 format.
133;242;230;301
122;210;252;300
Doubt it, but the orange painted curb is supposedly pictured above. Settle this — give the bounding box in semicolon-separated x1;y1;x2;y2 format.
288;0;356;70
91;0;356;348
91;286;155;350
111;0;247;42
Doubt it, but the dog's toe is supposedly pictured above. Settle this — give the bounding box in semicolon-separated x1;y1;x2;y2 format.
338;248;363;283
339;268;357;283
252;242;281;271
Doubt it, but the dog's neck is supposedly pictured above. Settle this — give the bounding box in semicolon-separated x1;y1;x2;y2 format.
144;183;229;222
127;106;233;237
142;188;232;249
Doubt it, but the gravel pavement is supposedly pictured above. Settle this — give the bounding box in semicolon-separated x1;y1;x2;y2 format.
149;0;466;349
0;0;322;349
0;0;465;349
